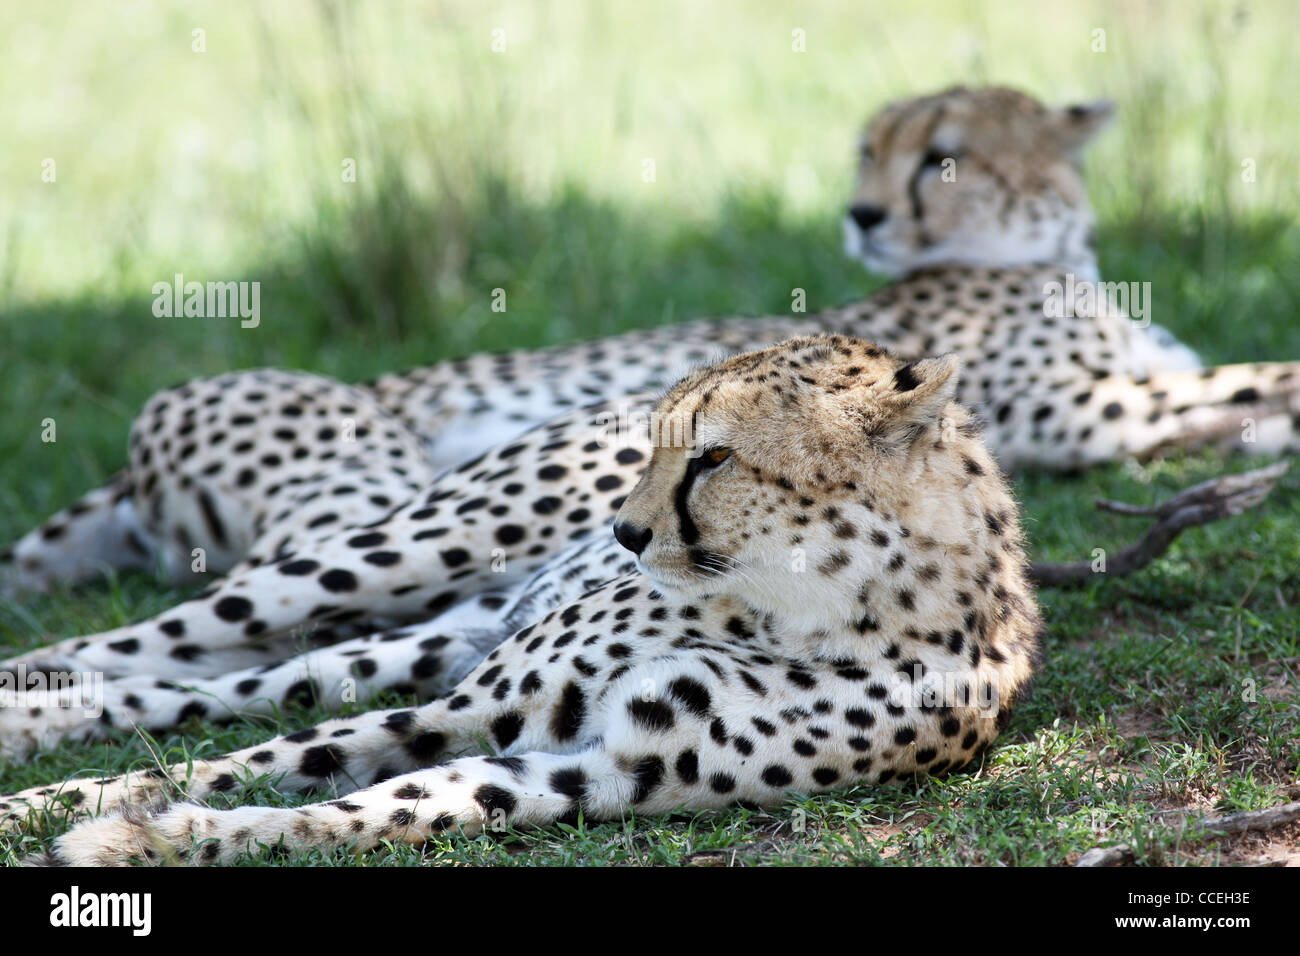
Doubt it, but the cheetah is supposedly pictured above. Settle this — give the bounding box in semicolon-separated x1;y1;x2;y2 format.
7;86;1300;599
1;336;1044;865
1;85;1294;758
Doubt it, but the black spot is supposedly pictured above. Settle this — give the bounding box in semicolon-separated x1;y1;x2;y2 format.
550;682;587;741
351;658;378;679
410;654;439;680
283;679;319;707
299;745;347;777
491;711;525;749
709;717;728;744
630;756;666;803
627;697;675;731
319;569;359;592
762;765;793;787
484;755;529;779
439;548;471;568
667;677;712;718
177;701;208;722
473;784;517;819
214;596;253;621
383;711;416;734
406;732;446;761
675;750;699;784
520;670;543;694
845;708;875;728
495;524;526;545
532;496;562;515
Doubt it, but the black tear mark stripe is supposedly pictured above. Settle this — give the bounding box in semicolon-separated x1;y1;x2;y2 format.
906;104;948;233
672;456;704;546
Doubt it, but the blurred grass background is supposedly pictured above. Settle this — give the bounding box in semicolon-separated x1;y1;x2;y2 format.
1;0;1299;864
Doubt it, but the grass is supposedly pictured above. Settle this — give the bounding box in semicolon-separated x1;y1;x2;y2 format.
2;0;1299;865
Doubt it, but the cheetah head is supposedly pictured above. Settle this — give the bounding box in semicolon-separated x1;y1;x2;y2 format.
613;334;1018;634
843;86;1114;277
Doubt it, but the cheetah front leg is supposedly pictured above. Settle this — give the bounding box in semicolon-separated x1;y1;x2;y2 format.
0;620;499;760
1;569;647;831
0;537;635;758
0;696;481;837
37;747;680;865
1;398;652;685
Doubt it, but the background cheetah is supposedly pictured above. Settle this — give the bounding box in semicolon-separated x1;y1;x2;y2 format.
7;87;1299;599
2;337;1044;865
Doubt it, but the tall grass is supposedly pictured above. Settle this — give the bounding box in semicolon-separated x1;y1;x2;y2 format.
2;0;1296;312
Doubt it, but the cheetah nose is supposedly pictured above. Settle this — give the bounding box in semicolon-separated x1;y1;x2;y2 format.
613;521;653;556
848;203;888;230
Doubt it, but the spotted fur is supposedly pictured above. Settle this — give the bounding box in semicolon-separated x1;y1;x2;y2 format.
2;336;1042;865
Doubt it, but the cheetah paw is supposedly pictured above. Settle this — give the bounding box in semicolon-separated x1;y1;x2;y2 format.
34;806;169;867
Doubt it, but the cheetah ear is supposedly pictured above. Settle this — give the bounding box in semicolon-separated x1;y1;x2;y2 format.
885;354;960;430
1051;99;1115;153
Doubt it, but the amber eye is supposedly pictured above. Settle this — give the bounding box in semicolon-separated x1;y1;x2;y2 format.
703;446;732;467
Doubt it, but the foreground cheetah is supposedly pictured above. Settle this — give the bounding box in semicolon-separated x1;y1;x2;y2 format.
2;337;1043;865
7;86;1299;599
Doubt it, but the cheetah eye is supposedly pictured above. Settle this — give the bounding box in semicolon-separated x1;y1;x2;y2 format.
859;143;875;163
921;146;963;169
700;446;732;468
921;148;945;168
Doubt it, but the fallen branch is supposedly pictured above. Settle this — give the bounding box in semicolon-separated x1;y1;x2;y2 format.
1031;461;1290;588
1199;799;1300;836
1075;799;1300;867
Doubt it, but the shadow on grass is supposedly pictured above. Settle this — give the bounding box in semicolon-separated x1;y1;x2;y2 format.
3;174;1298;524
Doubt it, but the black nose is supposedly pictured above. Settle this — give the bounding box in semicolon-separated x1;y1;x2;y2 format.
613;521;653;556
848;203;887;230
